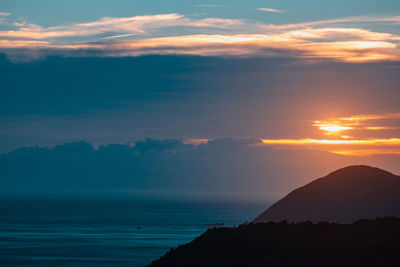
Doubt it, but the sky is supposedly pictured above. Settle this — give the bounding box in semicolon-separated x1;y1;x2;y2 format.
0;0;400;199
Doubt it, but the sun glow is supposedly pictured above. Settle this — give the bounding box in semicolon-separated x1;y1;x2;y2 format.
260;113;400;155
313;120;355;135
313;113;400;137
318;125;352;133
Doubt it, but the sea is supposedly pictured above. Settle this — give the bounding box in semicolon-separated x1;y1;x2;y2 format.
0;197;267;266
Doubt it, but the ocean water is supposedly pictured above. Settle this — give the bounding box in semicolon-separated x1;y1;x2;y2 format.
0;197;266;266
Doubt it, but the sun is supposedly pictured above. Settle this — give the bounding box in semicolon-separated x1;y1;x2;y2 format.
318;125;352;133
313;121;353;135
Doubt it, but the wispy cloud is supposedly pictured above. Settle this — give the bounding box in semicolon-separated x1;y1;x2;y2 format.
339;113;400;122
0;12;10;24
261;138;400;146
0;14;399;62
257;8;285;13
102;33;137;39
260;138;400;156
262;15;400;31
0;14;243;40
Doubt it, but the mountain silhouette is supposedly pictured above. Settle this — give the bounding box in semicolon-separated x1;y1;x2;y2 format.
253;165;400;223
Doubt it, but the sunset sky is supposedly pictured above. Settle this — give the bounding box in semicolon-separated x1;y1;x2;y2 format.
1;0;399;198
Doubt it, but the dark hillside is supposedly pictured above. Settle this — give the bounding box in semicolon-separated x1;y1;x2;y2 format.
150;217;400;267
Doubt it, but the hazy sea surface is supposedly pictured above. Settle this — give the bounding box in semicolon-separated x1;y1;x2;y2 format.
0;197;266;266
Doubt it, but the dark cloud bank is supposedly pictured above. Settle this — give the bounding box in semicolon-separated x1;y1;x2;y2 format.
1;138;399;202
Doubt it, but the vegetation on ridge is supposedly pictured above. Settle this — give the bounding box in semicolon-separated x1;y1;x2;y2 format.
150;217;400;267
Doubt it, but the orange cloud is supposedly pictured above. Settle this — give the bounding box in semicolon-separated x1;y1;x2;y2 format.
257;8;285;13
0;14;399;62
260;138;400;156
261;15;400;31
183;139;210;145
261;138;400;146
1;30;399;62
339;113;400;122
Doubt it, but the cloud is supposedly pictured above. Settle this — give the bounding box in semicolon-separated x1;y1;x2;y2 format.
261;138;400;146
260;138;400;156
102;33;137;39
262;15;400;31
0;14;243;40
1;29;399;62
183;139;209;145
2;138;400;199
257;8;285;13
339;113;400;121
0;12;10;24
0;14;399;62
